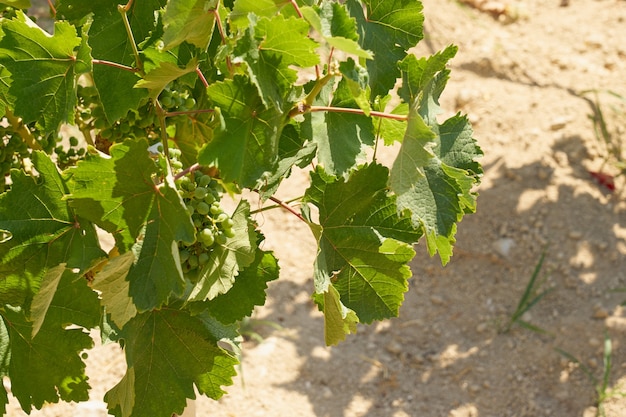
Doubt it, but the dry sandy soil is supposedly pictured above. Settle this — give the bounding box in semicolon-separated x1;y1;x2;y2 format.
6;0;626;416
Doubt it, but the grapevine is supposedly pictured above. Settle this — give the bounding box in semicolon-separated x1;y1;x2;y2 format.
0;1;482;417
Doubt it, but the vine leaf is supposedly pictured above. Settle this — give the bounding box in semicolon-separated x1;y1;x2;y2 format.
390;47;483;265
302;1;372;59
91;251;138;329
136;57;198;100
1;303;95;412
0;12;84;133
186;200;258;302
235;14;319;111
30;264;66;338
259;123;317;200
314;77;375;177
198;75;283;187
105;309;238;417
348;0;424;99
86;0;163;123
162;0;218;50
0;152;105;308
69;139;195;311
203;249;279;324
229;0;285;32
312;283;358;346
304;164;420;329
1;1;31;8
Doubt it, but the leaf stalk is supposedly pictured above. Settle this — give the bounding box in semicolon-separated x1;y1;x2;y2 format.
4;108;42;151
118;3;143;74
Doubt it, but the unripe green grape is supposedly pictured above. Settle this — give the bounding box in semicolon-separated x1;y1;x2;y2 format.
171;160;183;171
223;218;235;230
194;187;208;200
223;228;236;238
193;217;202;228
196;201;210;215
215;233;227;245
198;252;210;265
199;228;214;246
179;249;190;263
210;204;221;215
184;97;196;109
69;136;79;147
160;95;174;108
203;193;216;204
198;174;211;188
94;118;107;129
188;254;199;269
215;213;229;223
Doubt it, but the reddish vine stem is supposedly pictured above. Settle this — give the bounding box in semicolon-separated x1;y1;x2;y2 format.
46;0;56;16
92;59;138;72
196;67;209;88
173;163;201;181
267;195;306;222
289;0;304;18
212;9;232;75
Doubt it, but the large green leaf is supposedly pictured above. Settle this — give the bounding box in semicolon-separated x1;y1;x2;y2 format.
314;77;375;176
0;152;105;307
203;249;279;324
304;164;420;329
390;48;482;264
235;14;319;111
0;13;83;132
162;0;218;50
1;305;94;411
347;0;424;99
105;308;238;417
186;200;258;302
229;0;285;32
198;75;283;187
69;139;196;311
302;1;372;59
87;0;164;123
91;251;138;329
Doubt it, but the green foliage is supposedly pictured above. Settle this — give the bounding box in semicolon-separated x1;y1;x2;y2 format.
0;1;482;416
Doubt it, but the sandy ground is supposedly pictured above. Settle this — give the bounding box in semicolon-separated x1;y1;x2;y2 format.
5;0;626;416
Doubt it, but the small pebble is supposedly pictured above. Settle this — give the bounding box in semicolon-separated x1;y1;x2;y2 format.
493;238;515;258
592;307;609;320
430;295;445;305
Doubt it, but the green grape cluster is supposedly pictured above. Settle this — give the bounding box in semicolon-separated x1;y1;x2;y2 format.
76;84;159;145
176;171;235;275
154;144;184;174
158;86;197;113
0;129;29;192
54;136;86;168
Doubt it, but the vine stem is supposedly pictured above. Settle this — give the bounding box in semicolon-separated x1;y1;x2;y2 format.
289;0;304;18
4;109;42;151
292;105;409;122
173;163;201;181
252;191;306;222
268;196;306;222
92;59;138;72
118;2;143;74
46;0;56;16
196;67;209;88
